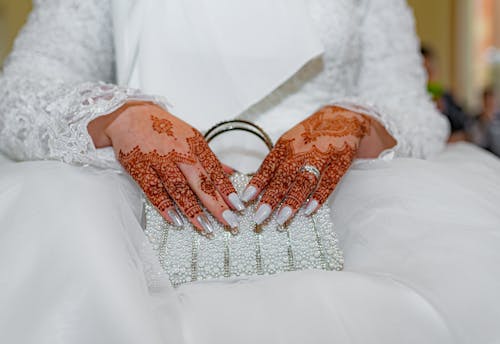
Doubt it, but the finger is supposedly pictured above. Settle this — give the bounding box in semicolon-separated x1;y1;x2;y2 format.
276;169;319;225
137;168;183;227
118;151;183;226
177;160;239;232
154;161;212;236
254;160;301;225
242;139;291;202
195;140;244;212
222;163;236;175
305;146;356;215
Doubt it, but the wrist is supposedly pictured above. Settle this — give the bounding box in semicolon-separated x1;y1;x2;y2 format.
87;101;154;148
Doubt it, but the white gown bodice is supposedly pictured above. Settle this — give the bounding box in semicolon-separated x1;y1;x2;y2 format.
242;0;364;129
0;0;449;171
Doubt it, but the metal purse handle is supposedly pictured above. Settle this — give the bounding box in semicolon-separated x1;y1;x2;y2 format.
204;120;274;152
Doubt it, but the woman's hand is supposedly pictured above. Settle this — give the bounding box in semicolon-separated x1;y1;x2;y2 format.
90;102;244;237
241;106;375;225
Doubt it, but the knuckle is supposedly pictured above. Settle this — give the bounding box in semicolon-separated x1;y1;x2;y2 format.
181;202;203;219
285;196;302;210
156;198;173;212
216;176;236;195
250;174;267;189
261;188;285;206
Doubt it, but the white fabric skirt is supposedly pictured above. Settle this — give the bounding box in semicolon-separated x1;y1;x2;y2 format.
0;142;499;344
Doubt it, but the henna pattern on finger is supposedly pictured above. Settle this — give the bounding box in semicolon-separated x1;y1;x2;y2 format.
259;144;332;208
301;110;371;144
250;138;294;190
259;161;300;208
313;144;357;206
154;160;203;219
283;171;318;211
151;115;174;136
199;173;218;199
118;146;174;212
187;129;236;196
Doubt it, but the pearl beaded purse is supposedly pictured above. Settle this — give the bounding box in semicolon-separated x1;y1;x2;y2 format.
143;121;343;287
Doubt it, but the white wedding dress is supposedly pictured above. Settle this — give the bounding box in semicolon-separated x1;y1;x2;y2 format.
1;1;500;343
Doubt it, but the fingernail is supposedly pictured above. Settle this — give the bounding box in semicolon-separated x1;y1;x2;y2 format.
222;210;239;228
168;209;184;227
254;204;271;225
241;186;257;202
197;214;215;237
304;199;319;216
230;227;239;235
228;193;245;211
276;206;293;225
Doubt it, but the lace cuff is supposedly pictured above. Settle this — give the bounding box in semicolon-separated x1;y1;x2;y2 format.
0;78;170;171
41;82;126;170
47;82;173;170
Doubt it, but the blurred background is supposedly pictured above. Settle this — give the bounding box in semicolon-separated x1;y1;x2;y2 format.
2;0;500;153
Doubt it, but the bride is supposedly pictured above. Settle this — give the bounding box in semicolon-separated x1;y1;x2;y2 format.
1;0;499;343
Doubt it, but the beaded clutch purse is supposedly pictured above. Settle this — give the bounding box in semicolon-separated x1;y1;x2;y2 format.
143;120;343;287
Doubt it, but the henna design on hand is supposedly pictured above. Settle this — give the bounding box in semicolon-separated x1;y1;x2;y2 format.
301;109;370;144
109;104;241;233
259;143;332;209
117;125;240;232
250;106;372;224
119;146;203;220
151;115;174;136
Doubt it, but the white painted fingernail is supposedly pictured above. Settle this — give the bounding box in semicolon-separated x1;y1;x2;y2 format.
222;210;239;228
168;209;184;227
197;214;215;238
228;193;245;211
304;199;319;216
241;186;257;202
254;204;271;225
276;206;293;225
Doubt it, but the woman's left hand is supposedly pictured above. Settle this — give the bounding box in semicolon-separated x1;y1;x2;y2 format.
241;106;372;225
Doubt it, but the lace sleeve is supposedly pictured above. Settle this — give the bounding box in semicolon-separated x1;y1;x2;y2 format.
0;0;155;170
332;0;450;159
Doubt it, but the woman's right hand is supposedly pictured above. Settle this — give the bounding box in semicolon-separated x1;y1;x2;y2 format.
90;102;244;237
